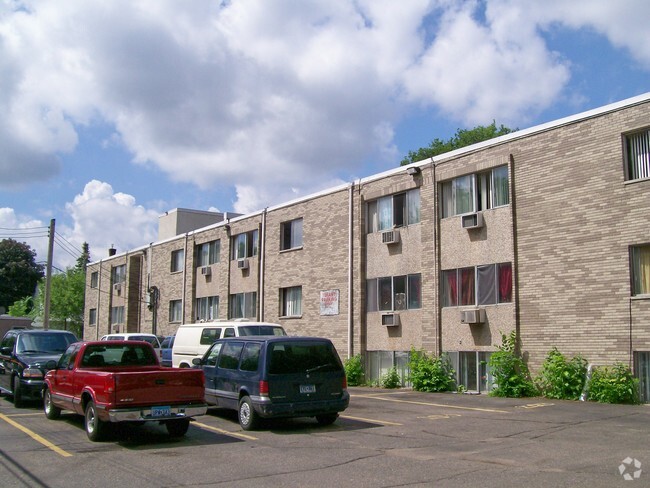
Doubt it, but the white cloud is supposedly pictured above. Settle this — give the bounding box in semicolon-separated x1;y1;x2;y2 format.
1;0;649;213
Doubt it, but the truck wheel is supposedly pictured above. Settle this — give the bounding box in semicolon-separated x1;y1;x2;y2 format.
85;401;106;442
166;419;190;437
13;376;24;408
43;388;61;420
316;413;338;426
238;396;259;431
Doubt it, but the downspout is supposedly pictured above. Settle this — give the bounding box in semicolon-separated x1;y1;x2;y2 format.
96;260;102;340
509;154;522;356
433;159;442;356
182;233;189;325
260;211;267;322
348;183;354;359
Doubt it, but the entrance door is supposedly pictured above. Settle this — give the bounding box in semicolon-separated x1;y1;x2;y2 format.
459;352;478;392
634;352;650;403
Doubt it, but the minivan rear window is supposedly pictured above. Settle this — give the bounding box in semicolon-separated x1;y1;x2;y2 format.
268;342;341;374
238;326;286;336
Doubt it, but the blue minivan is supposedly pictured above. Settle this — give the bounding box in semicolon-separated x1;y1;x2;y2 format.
193;336;349;430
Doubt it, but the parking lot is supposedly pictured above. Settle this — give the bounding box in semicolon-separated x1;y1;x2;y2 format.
1;387;648;487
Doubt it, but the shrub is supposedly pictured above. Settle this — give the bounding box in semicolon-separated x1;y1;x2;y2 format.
381;367;402;389
408;348;456;392
344;354;365;386
488;331;537;398
587;363;640;404
536;348;588;400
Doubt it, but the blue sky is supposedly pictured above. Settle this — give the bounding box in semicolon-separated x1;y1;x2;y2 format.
1;0;649;271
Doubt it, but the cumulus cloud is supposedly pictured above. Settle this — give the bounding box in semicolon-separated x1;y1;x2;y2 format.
1;0;649;217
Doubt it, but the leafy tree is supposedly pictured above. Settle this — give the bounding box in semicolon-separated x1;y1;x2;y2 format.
488;331;537;398
30;267;85;337
8;296;33;316
0;239;44;312
400;121;515;166
408;348;456;392
76;242;91;271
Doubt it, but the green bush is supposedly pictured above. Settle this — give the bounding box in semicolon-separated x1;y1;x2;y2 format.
587;363;640;404
381;367;402;389
408;348;456;392
488;331;537;398
536;348;588;400
344;354;365;386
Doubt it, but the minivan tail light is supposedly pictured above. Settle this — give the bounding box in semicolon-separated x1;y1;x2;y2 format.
259;380;269;397
342;375;348;390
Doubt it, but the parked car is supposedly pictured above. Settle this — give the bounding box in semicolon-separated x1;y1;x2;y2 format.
101;333;162;361
160;335;175;367
192;336;349;430
43;340;207;441
0;329;78;407
172;321;286;368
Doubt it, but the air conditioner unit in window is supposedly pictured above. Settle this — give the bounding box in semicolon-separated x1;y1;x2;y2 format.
237;259;249;270
381;312;400;327
113;283;122;294
381;229;400;245
461;212;484;230
200;266;211;276
460;308;486;324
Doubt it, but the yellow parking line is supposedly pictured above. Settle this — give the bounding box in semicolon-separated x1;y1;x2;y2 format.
193;421;258;441
353;394;508;413
340;415;402;426
0;413;72;457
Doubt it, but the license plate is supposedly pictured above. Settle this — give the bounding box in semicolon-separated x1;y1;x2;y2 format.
300;384;316;394
151;406;171;417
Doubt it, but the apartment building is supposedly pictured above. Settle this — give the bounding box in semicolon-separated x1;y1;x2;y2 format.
84;93;650;399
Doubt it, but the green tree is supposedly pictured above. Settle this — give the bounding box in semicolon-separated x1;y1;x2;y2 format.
0;239;44;312
8;296;33;316
31;267;85;337
400;121;515;166
76;242;91;271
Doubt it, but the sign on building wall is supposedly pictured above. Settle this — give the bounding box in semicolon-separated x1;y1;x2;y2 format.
320;289;339;316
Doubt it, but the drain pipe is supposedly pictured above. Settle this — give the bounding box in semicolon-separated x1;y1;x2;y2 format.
348;183;354;359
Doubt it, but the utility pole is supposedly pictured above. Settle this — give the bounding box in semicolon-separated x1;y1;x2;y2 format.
43;218;55;330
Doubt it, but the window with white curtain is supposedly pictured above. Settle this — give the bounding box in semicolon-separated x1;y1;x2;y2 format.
196;296;219;321
110;306;124;325
169;300;182;322
229;292;257;319
625;129;650;181
111;265;126;284
232;230;259;260
197;240;220;266
171;249;184;272
281;286;302;317
441;165;509;218
281;218;303;250
367;189;421;233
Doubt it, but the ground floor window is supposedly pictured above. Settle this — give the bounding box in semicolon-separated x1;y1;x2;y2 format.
447;351;493;393
634;351;650;403
229;292;257;319
366;350;410;385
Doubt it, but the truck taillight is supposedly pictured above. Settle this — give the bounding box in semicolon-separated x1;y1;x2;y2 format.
259;380;269;397
105;375;115;394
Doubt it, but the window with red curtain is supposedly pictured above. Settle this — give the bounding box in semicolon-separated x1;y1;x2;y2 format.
498;263;512;303
460;267;475;305
441;270;457;307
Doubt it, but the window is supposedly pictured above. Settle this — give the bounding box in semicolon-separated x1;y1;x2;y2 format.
232;230;259;260
169;300;182;322
240;342;261;372
631;245;650;296
89;308;97;327
625;129;650;181
281;218;303;250
229;292;257;319
366;274;422;312
441;165;509;218
111;265;126;284
441;263;512;307
197;240;220;266
218;341;244;370
196;296;219;321
110;306;124;325
200;328;222;345
367;189;420;233
171;249;184;272
281;286;302;317
90;272;98;288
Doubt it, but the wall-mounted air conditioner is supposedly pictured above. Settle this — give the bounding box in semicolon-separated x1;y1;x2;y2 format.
113;283;122;294
461;212;484;230
201;266;211;276
460;308;486;324
237;259;249;270
381;312;400;326
381;229;400;245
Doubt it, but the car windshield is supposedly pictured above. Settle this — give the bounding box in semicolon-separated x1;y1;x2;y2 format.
238;326;286;336
268;342;341;374
16;333;76;354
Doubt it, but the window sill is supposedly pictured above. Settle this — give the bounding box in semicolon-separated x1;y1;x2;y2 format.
279;246;303;254
631;294;650;301
624;176;650;185
279;315;303;320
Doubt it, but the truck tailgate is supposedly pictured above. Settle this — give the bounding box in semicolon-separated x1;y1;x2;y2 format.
112;369;205;406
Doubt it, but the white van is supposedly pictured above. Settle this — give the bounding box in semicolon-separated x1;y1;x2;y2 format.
171;321;286;368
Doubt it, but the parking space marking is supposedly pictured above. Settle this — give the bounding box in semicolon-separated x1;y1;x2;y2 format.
516;403;555;409
340;415;402;426
0;413;73;457
193;421;258;441
420;413;462;420
352;393;508;413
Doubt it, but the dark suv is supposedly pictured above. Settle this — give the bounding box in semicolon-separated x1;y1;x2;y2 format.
193;336;349;430
0;329;78;407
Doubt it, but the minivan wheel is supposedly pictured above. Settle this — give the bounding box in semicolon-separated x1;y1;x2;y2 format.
316;413;338;426
238;396;259;431
43;388;61;420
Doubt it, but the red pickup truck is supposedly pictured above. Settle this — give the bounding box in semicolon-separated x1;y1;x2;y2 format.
43;340;207;441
